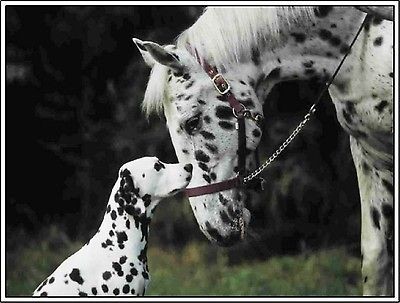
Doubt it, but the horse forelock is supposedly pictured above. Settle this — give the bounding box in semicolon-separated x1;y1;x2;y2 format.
142;6;316;116
176;6;315;69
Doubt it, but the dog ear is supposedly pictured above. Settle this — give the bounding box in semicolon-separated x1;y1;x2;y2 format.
132;38;183;71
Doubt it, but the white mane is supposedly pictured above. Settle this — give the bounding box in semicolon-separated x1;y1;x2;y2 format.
143;6;316;116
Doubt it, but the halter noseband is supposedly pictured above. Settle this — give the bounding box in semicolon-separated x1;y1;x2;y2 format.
184;47;265;198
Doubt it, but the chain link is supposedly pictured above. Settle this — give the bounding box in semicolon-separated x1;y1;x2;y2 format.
243;103;316;183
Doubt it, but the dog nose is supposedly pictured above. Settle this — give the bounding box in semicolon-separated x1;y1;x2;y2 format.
184;164;193;173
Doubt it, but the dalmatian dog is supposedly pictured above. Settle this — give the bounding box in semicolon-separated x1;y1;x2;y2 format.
33;157;193;296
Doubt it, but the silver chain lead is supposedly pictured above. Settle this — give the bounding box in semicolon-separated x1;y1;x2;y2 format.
243;104;316;183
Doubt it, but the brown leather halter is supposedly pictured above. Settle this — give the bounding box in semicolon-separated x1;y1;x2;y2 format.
184;47;265;197
183;13;369;198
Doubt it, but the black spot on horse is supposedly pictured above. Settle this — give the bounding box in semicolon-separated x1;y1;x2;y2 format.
198;162;209;172
200;130;215;140
382;179;393;196
215;105;234;120
329;36;341;47
205;143;218;154
373;36;383;46
319;29;332;40
195;150;210;163
291;32;306;43
315;6;332;18
370;207;381;230
268;67;281;79
69;268;84;285
218;121;235;130
203;174;211;183
374;100;388;113
342;109;352;124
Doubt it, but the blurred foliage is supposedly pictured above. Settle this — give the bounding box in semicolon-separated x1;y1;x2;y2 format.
6;5;361;289
6;230;361;296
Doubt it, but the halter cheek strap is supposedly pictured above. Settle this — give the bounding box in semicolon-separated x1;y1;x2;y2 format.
184;47;264;197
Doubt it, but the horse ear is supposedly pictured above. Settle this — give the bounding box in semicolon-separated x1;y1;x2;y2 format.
132;38;182;70
132;38;156;67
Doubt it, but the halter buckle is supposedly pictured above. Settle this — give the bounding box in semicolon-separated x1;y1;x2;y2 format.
212;74;231;95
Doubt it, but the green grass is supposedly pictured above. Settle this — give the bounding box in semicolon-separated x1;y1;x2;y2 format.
7;237;362;296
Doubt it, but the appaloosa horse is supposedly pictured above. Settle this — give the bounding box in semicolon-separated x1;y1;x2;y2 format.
133;6;393;295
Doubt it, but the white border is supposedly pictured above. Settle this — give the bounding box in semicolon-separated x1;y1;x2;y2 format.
1;1;398;302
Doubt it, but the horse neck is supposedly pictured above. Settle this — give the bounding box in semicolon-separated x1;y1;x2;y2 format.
256;7;366;96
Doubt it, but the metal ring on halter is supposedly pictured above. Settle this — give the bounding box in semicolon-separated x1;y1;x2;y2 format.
232;104;247;118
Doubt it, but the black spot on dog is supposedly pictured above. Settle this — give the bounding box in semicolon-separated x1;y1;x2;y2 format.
116;231;128;246
40;292;48;296
49;277;55;284
111;210;117;220
330;23;337;28
113;288;120;295
302;60;314;68
210;172;217;180
315;6;332;18
69;268;84;285
184;95;193;101
364;276;368;283
182;149;189;154
373;36;383;46
126;274;133;282
130;267;138;276
106;205;111;213
204;115;211;124
362;161;371;173
79;291;88;296
142;194;152;207
185;81;194;89
370;207;381;230
389;72;393;78
91;287;97;295
205;143;218;154
112;262;124;276
340;44;350;54
198;99;206;105
200;131;215;140
102;284;109;293
195;150;210;163
123;284;130;294
218;121;235;130
131;288;136;295
216;105;234;120
120;256;127;264
154;161;165;171
103;271;112;280
374;100;388;113
319;29;332;40
290;32;306;43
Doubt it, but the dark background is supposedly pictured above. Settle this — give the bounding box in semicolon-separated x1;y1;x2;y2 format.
6;6;360;265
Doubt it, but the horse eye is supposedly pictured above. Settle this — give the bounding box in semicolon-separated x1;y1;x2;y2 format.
184;114;202;135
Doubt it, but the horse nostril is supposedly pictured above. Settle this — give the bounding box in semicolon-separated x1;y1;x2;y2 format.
184;164;193;173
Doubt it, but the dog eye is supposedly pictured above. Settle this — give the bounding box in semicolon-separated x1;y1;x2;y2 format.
184;114;202;135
